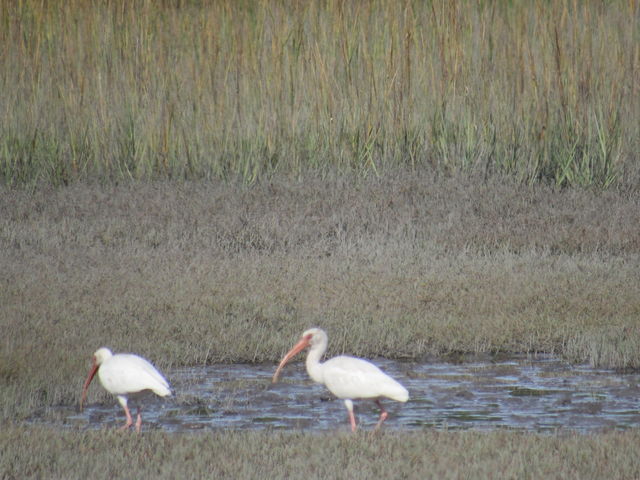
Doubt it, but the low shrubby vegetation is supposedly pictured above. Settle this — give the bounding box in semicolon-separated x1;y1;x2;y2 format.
1;175;639;422
1;426;640;479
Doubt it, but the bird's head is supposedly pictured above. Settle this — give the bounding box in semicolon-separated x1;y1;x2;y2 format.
272;328;327;383
93;347;113;366
301;328;328;347
80;347;113;411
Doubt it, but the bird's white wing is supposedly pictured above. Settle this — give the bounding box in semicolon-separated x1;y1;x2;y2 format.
99;354;171;397
322;355;408;402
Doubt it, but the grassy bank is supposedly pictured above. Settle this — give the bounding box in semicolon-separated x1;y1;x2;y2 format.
1;0;638;186
1;175;639;422
1;426;640;479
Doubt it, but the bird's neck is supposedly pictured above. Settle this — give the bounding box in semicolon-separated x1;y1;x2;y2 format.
305;344;325;384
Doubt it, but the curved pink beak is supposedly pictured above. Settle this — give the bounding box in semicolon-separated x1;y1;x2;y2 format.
80;358;98;411
272;336;311;383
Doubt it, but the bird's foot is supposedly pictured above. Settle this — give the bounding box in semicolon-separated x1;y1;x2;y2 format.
374;411;388;431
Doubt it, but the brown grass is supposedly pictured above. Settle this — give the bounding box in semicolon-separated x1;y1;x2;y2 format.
1;426;640;479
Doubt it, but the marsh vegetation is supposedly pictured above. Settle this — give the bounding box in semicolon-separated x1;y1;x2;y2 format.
2;426;640;479
1;0;638;186
2;176;639;477
1;0;639;478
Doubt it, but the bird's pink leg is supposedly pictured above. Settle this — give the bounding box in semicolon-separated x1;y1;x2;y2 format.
135;412;142;434
348;410;357;432
374;399;388;431
344;399;357;432
120;404;134;431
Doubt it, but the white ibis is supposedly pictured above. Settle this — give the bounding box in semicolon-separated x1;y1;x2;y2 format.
272;328;409;432
80;347;171;433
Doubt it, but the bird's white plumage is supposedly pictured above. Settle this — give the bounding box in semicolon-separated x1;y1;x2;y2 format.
320;355;409;402
97;353;171;397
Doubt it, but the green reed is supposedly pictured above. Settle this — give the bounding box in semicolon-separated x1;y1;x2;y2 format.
0;0;637;187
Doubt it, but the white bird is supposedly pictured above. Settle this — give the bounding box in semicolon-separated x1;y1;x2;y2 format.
272;328;409;432
80;347;172;433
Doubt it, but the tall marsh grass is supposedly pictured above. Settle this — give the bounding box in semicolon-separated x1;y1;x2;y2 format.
1;0;638;186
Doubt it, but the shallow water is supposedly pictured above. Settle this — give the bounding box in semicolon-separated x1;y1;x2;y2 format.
38;355;640;433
